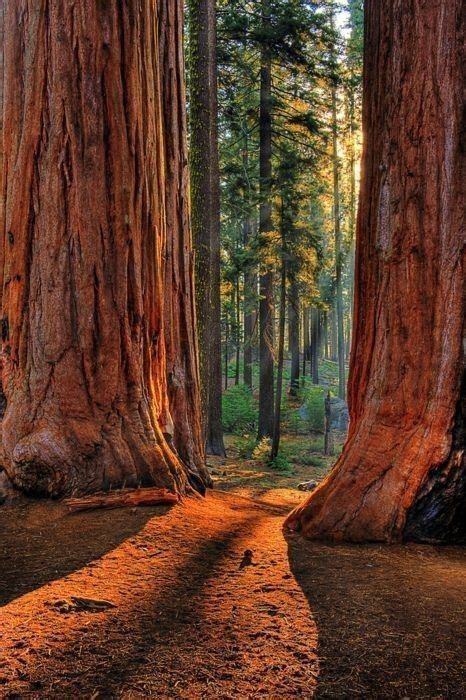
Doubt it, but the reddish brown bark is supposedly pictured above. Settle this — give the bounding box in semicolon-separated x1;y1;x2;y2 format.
0;1;208;498
286;0;465;543
66;487;178;513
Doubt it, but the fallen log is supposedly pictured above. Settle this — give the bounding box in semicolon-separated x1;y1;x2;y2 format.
65;488;179;513
71;596;117;611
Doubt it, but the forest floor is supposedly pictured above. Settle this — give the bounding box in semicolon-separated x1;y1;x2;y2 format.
0;442;465;698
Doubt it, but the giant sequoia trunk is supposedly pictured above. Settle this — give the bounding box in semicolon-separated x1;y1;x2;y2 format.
286;0;465;543
0;0;209;498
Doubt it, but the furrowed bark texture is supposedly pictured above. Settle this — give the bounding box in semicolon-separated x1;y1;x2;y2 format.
286;0;465;543
158;0;210;490
0;0;207;497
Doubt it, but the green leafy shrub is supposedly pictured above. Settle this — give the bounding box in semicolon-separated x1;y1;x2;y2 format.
232;435;257;459
251;437;291;472
252;436;271;463
270;452;291;472
304;386;325;432
301;454;325;468
284;409;306;435
222;384;257;434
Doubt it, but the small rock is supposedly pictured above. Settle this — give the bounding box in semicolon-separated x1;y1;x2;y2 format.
298;480;318;492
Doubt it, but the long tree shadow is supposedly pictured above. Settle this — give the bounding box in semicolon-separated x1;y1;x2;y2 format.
7;508;266;696
85;517;262;696
0;500;173;606
287;533;466;697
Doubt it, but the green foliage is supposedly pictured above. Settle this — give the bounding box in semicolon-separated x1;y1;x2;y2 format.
308;436;325;452
304;386;325;432
222;384;257;434
301;454;325;468
280;438;325;467
214;1;363;440
252;437;272;463
251;436;291;472
232;434;258;459
284;408;306;435
270;452;291;472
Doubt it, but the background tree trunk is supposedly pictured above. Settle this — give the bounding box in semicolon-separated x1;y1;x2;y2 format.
0;0;207;498
322;311;329;360
235;277;241;385
188;0;225;456
330;306;337;362
331;76;346;401
347;85;357;362
324;391;334;457
302;306;309;382
310;308;319;385
243;266;256;390
288;280;300;396
159;0;210;490
242;136;256;390
271;249;286;461
257;0;274;439
286;0;465;543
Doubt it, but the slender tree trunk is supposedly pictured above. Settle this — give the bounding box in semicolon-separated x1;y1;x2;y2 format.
345;310;351;359
271;248;286;461
0;0;208;497
347;86;357;361
188;0;225;456
324;391;334;457
310;308;319;385
286;0;465;543
330;306;338;362
258;0;274;439
234;282;241;385
224;314;229;391
243;268;257;388
159;0;210;489
302;306;309;383
289;280;300;396
242;136;256;390
322;311;329;360
331;77;346;400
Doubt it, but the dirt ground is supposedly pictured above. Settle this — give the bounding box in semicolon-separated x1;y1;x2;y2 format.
0;454;465;698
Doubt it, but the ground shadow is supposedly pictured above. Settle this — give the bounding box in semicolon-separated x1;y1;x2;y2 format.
2;495;321;697
287;533;466;697
4;506;269;696
0;499;173;606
